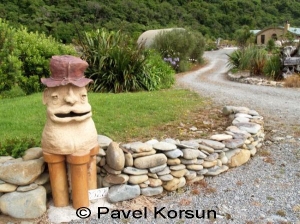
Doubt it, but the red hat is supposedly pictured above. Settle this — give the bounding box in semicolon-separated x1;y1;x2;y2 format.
41;55;93;87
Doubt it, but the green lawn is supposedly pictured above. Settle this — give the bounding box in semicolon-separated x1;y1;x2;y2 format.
0;89;206;144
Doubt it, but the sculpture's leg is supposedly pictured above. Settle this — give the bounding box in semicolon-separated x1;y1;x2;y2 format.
67;151;90;209
88;146;99;190
43;152;69;207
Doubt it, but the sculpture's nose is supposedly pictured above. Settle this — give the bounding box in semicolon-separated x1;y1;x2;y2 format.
64;87;78;105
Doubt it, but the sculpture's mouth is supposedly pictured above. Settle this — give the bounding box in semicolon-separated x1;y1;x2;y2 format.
55;111;90;118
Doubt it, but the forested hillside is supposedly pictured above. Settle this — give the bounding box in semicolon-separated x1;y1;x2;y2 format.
1;0;300;43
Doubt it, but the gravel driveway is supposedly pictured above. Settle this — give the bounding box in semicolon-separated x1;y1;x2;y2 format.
74;49;300;224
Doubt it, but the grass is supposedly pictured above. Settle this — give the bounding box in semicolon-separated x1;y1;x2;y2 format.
284;74;300;88
0;89;209;145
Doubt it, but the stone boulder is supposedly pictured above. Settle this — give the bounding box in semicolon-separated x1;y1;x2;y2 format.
0;158;45;185
0;186;46;219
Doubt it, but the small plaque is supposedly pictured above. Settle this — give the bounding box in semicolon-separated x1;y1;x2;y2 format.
88;187;109;200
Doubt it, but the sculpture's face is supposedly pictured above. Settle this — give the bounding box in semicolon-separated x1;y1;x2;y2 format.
43;84;92;123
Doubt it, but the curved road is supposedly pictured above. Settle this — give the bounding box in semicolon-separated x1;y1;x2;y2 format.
177;48;300;131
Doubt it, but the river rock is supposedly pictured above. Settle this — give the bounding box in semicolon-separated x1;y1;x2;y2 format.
170;164;186;171
202;160;218;168
34;173;50;185
181;148;201;159
128;174;148;184
167;158;181;165
205;165;229;176
132;149;156;158
226;149;251;167
103;164;121;175
179;140;200;149
108;184;140;203
178;177;186;188
134;154;167;169
0;186;46;219
186;164;203;171
104;174;129;184
232;117;250;125
149;164;167;173
124;153;133;167
153;142;177;151
17;183;39;192
144;139;159;145
0;158;44;185
223;138;245;149
97;135;113;149
0;183;18;192
204;153;219;161
163;149;183;158
141;186;163;196
148;178;162;187
22;147;43;161
123;167;148;175
0;156;14;163
158;174;173;181
162;177;181;191
157;167;170;176
235;122;261;134
129;142;153;152
202;140;225;150
187;175;204;184
185;170;197;180
106;142;125;171
98;148;106;156
171;169;188;178
210;134;233;141
180;158;197;165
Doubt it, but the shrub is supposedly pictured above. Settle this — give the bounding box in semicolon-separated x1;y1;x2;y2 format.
74;28;174;93
263;54;282;80
226;49;243;70
0;137;39;158
144;50;175;90
227;46;267;75
151;29;205;72
0;19;77;95
284;75;300;87
0;19;22;92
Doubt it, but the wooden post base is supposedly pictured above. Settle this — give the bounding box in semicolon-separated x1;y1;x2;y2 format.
43;152;69;207
88;146;99;190
67;151;90;209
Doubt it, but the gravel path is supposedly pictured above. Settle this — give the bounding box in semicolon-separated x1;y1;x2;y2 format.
76;49;300;224
177;48;300;131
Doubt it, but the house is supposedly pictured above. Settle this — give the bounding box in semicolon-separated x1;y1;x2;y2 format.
252;22;300;45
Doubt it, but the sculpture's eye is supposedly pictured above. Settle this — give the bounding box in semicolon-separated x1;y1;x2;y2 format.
81;93;87;101
51;93;59;104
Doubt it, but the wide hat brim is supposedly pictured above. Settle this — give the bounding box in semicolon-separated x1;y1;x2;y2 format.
41;77;93;88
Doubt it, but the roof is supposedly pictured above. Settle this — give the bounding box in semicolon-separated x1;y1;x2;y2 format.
250;30;261;35
288;27;300;35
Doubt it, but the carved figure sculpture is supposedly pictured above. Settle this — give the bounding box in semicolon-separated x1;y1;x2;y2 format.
41;55;99;209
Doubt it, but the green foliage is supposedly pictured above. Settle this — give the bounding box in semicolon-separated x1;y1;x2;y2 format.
227;46;267;75
266;39;276;52
144;50;175;90
2;0;300;42
263;54;282;80
233;25;255;47
0;137;39;158
151;29;205;72
0;19;77;95
0;86;26;99
0;19;22;92
227;49;243;70
75;28;173;93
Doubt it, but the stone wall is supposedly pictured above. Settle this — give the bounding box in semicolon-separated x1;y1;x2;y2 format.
0;106;265;219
